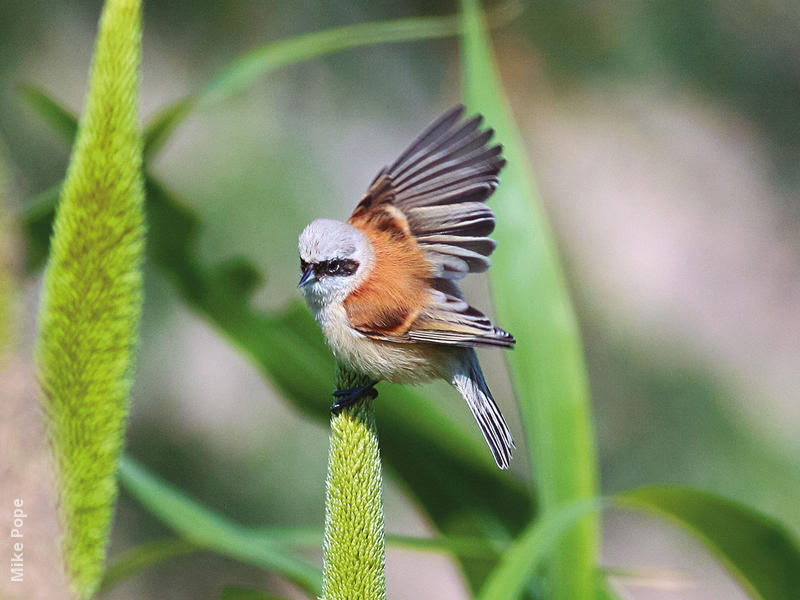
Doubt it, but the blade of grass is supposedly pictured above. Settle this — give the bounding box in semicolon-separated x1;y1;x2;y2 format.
100;530;505;593
99;538;199;593
142;97;194;163
479;499;610;600
460;2;599;600
198;2;521;108
19;183;60;271
118;456;322;596
19;85;78;143
141;1;521;164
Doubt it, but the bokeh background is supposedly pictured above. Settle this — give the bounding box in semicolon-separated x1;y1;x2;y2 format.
2;1;799;598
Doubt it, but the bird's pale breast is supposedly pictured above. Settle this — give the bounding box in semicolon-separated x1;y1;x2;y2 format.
313;301;447;384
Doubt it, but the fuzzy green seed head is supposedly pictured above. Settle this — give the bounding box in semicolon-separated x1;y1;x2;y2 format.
322;366;386;600
34;0;144;597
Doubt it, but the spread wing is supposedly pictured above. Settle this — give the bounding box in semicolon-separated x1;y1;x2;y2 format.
408;282;515;348
346;105;514;349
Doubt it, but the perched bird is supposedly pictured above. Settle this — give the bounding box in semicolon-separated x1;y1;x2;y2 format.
298;105;515;468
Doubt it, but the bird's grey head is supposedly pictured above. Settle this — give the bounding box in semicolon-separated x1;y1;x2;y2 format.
297;218;373;308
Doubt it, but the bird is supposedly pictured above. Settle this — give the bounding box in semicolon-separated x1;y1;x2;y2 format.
297;105;515;469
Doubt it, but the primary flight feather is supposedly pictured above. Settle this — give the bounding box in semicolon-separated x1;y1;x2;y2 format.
298;105;515;468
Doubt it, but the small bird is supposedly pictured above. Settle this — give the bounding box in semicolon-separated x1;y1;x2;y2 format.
298;105;515;468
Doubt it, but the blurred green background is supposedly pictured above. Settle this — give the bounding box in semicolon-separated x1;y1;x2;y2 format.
2;1;799;598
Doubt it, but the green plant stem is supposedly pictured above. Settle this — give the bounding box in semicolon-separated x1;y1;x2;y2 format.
322;366;386;600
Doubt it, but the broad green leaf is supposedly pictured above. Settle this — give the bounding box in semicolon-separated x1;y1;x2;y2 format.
621;486;800;600
118;456;322;596
479;499;609;600
220;588;291;600
461;2;599;600
33;1;145;596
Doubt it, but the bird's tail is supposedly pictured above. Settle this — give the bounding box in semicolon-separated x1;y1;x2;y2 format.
451;350;515;469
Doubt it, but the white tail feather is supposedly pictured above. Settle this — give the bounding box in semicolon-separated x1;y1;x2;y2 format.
451;351;515;469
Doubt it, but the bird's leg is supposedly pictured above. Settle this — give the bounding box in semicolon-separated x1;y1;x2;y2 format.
331;380;379;412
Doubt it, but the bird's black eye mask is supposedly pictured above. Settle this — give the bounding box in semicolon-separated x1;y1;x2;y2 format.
300;258;359;278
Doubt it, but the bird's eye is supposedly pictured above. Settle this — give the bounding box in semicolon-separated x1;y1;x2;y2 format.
321;259;359;277
326;260;341;275
300;258;309;273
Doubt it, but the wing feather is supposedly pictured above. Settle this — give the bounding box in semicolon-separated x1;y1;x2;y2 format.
405;202;495;237
406;290;515;348
347;105;513;348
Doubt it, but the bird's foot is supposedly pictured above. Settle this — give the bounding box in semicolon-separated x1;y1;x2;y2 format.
331;381;379;413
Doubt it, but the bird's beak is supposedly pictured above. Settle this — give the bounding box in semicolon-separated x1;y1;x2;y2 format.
298;264;315;288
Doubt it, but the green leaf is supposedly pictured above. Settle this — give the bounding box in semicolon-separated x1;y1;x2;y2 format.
476;485;800;600
142;97;195;164
220;588;292;600
15;86;74;272
118;456;322;596
19;183;60;272
479;499;609;600
137;16;455;164
140;3;520;163
460;3;599;600
99;530;505;593
386;534;503;560
198;5;519;108
20;84;78;143
621;486;800;600
33;1;145;597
